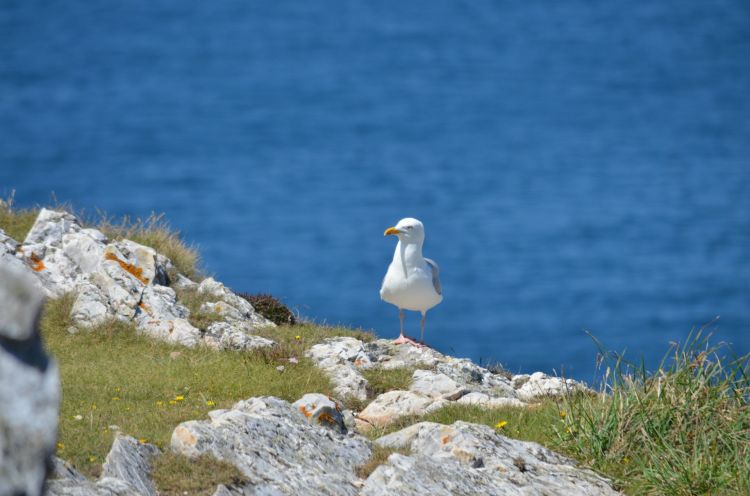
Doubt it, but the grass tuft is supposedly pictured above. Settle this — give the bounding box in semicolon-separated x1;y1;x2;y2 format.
96;213;202;281
152;453;248;495
355;445;411;479
0;192;39;241
362;367;420;398
557;330;750;495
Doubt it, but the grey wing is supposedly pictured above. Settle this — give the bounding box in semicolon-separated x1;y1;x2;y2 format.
424;258;442;295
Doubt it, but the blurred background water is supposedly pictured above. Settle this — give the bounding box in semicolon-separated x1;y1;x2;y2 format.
2;0;749;381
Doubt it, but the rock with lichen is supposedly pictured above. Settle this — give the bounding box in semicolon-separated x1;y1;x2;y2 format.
171;396;371;496
369;421;620;496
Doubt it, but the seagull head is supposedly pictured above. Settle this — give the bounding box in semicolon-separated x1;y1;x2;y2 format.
384;217;425;244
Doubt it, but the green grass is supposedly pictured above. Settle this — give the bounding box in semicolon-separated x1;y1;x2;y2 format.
355;445;411;479
361;367;421;398
556;331;750;495
152;453;248;496
173;286;225;331
0;193;39;241
41;295;337;484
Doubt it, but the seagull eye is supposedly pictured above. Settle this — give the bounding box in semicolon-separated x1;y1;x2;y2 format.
406;226;413;230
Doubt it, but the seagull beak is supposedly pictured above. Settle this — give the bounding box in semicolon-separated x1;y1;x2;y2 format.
384;227;401;236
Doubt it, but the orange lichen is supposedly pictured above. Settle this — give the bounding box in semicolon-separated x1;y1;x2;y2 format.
138;301;152;315
354;359;363;368
299;405;312;418
317;412;337;425
29;253;45;272
441;435;452;445
105;252;149;284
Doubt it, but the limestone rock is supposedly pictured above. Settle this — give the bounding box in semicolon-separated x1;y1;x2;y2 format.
0;264;61;496
202;322;276;351
410;369;468;400
292;393;347;434
101;434;160;496
372;421;619;495
171;396;371;496
197;278;275;329
361;453;505;496
514;372;590;401
366;339;442;370
357;391;435;430
47;436;159;496
456;392;526;408
306;338;372;400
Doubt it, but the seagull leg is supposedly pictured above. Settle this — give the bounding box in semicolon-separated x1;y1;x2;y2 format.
420;312;426;345
393;309;420;345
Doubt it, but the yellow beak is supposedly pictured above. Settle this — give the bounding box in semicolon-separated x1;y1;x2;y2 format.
384;227;401;236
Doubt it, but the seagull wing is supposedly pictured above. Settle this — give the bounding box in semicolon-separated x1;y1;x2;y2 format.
424;258;442;295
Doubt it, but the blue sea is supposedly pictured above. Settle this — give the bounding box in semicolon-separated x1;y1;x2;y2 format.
2;1;749;381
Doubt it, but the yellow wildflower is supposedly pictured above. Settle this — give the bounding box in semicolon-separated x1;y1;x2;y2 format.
91;403;97;410
138;438;148;444
559;410;566;419
495;420;508;429
56;443;65;451
169;400;177;405
156;401;164;406
623;456;631;464
295;335;301;340
175;395;185;401
88;456;96;462
112;396;120;401
206;400;216;407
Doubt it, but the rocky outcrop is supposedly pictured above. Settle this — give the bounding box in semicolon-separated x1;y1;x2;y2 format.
1;209;274;350
46;435;159;496
171;396;372;496
370;421;619;495
307;337;590;430
0;264;60;496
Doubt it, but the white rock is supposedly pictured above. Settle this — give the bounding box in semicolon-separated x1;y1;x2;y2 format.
101;434;160;496
202;322;276;351
456;392;527;409
515;372;590;401
197;278;274;329
171;396;371;495
410;369;468;400
357;391;435;430
369;421;620;495
292;393;348;434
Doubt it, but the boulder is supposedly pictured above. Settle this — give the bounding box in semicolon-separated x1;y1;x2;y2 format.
46;436;160;496
456;392;526;409
409;369;468;400
292;393;347;434
371;421;620;495
101;434;160;496
171;396;371;495
357;391;435;430
514;372;590;401
306;338;373;400
0;264;61;496
202;322;276;351
197;278;274;329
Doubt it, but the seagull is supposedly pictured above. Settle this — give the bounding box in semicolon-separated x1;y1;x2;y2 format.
380;218;442;345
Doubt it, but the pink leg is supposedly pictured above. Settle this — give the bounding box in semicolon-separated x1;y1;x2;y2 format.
420;312;426;345
392;309;421;346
